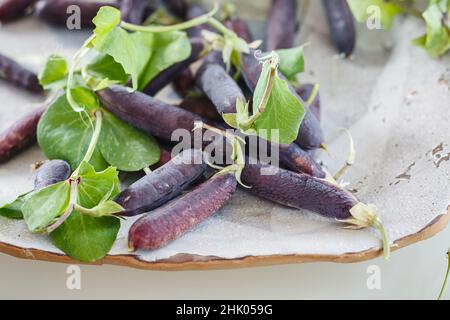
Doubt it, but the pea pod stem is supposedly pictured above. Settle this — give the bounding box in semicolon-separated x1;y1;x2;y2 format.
71;110;103;178
305;84;320;107
121;3;218;33
438;249;450;300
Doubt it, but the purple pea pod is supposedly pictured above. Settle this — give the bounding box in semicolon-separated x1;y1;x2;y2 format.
265;0;298;51
34;0;120;29
0;0;35;23
34;160;71;190
129;172;237;251
120;0;152;25
0;106;46;163
322;0;356;56
116;149;207;217
224;17;254;43
162;0;187;18
0;54;43;94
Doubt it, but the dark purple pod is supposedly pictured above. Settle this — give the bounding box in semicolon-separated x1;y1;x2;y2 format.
129;172;237;250
162;0;187;18
296;83;320;121
97;85;203;142
34;160;71;190
120;0;152;25
224;17;254;43
321;0;356;56
0;0;35;22
173;68;194;97
265;0;297;51
278;143;325;178
185;3;215;39
177;96;222;122
116;149;207;217
241;50;325;150
142;37;204;96
0;106;45;163
0;54;43;94
242;161;357;220
195;62;246;115
34;0;120;29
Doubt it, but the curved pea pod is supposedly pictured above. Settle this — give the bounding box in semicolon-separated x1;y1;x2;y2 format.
241;50;325;150
129;173;237;251
97;85;203;142
265;0;298;51
242;161;390;258
0;0;35;22
296;83;320;121
195;62;246;115
0;54;43;94
321;0;356;56
142;37;205;96
34;160;71;190
116;149;207;217
225;17;254;43
120;0;152;25
177;96;222;122
34;0;120;28
0;106;46;163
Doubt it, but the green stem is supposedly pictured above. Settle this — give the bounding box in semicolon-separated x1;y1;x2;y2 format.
305;84;319;107
207;17;236;38
71;110;103;178
373;218;391;260
46;180;78;234
66;34;95;112
438;249;450;300
241;53;279;129
121;4;218;33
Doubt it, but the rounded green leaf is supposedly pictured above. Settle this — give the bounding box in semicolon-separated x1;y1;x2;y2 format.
98;110;160;172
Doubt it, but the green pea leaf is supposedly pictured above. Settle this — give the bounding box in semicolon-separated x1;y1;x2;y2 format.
92;15;153;90
277;45;306;82
22;181;70;233
38;54;68;90
98;110;160;172
347;0;403;29
77;161;120;208
138;31;191;90
84;53;129;87
70;86;100;111
37;94;107;171
50;210;120;263
0;194;30;220
252;72;306;144
92;6;121;37
412;0;450;57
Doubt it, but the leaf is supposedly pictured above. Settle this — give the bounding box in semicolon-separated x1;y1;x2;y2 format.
0;194;29;220
138;31;191;90
252;73;306;144
78;200;124;218
92;6;121;37
77;161;120;209
39;54;68;90
347;0;403;29
22;181;70;233
37;94;107;171
85;52;129;86
92;25;153;90
98;110;160;172
277;45;306;82
50;210;120;263
413;0;450;57
70;86;100;111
